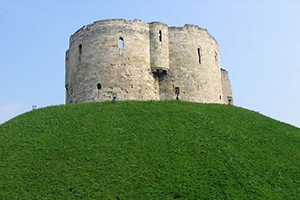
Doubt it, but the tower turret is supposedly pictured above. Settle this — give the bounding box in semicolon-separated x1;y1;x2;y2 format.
149;22;169;76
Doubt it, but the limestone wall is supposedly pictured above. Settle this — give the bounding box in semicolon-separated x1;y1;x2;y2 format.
221;69;234;104
149;22;169;73
160;25;223;103
65;19;159;103
65;19;233;104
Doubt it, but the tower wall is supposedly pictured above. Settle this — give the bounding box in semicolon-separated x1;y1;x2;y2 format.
149;22;169;73
65;19;159;103
221;69;234;104
160;25;223;103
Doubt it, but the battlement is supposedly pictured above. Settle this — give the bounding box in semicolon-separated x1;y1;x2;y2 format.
65;19;233;104
168;24;217;45
71;19;217;44
71;18;148;41
148;21;168;26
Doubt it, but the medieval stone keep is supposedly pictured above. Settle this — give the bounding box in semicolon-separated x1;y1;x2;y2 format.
65;19;233;104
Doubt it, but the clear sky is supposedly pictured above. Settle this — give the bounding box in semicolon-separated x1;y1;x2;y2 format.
0;0;299;127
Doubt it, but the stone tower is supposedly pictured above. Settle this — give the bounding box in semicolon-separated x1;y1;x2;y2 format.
65;18;233;104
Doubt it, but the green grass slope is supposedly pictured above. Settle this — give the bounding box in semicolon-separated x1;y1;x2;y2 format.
0;101;300;199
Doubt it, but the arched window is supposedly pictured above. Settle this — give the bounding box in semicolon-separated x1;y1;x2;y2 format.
118;37;124;55
159;30;162;42
97;83;102;90
78;44;82;61
197;47;202;64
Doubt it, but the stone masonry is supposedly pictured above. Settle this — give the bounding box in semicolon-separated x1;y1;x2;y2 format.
65;18;233;104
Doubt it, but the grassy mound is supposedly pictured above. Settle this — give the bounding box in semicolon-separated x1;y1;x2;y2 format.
0;101;300;199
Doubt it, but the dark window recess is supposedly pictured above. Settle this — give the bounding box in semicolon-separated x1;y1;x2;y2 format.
159;30;162;42
198;47;202;64
97;83;101;98
215;51;218;62
118;37;124;55
175;87;180;100
175;87;180;95
65;84;69;90
97;83;102;90
227;96;233;105
78;44;82;61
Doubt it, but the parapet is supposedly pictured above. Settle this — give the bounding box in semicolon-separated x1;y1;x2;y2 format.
168;24;218;45
71;18;148;41
148;21;168;26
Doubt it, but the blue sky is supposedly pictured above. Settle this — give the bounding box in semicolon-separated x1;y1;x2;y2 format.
0;0;299;127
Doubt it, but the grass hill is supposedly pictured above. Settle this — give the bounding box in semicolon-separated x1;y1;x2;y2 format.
0;101;300;199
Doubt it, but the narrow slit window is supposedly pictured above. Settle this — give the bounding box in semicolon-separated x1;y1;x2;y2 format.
97;83;101;98
197;47;202;64
118;37;124;55
78;44;82;61
159;30;162;42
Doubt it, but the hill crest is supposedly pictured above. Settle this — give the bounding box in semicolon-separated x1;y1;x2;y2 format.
0;101;299;199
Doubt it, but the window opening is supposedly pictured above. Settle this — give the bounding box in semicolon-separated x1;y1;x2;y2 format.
215;51;218;62
175;87;180;100
227;96;233;105
159;30;162;42
118;37;124;55
78;44;82;61
97;83;101;98
197;47;202;64
97;83;102;90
